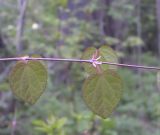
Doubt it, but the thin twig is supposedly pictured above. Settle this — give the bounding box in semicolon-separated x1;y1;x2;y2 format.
102;61;160;70
11;106;17;135
16;0;27;53
10;1;28;135
0;57;159;71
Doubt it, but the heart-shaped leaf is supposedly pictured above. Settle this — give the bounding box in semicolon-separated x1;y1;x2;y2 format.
82;70;123;118
9;59;47;104
81;47;97;74
82;45;118;74
99;46;118;70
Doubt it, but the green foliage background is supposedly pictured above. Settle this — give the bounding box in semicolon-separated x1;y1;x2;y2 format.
0;0;160;135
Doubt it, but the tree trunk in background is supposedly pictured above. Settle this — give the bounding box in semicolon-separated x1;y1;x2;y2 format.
156;0;160;56
103;0;114;37
136;0;142;66
16;0;27;54
98;0;105;44
135;0;143;89
103;0;128;50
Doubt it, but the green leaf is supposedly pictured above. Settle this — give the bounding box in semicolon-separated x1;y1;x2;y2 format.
99;46;118;70
123;36;144;47
82;70;123;118
9;59;47;104
58;0;68;7
82;46;118;74
105;36;120;45
81;47;97;74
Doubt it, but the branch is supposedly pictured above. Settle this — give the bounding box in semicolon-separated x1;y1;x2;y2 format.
0;57;159;71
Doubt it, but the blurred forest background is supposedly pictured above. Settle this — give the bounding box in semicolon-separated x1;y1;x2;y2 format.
0;0;160;135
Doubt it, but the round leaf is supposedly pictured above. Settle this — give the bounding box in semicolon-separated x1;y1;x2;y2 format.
99;46;118;70
82;70;123;118
9;60;47;104
82;46;118;74
81;47;97;74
